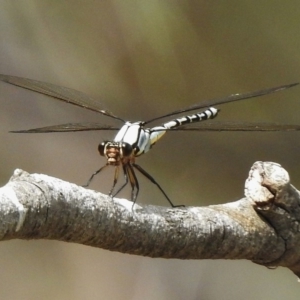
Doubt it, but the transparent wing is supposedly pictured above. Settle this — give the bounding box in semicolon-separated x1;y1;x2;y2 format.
10;123;120;133
0;74;125;122
145;83;299;124
162;121;300;131
14;121;300;133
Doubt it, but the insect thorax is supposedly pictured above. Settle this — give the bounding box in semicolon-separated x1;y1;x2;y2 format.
98;121;167;165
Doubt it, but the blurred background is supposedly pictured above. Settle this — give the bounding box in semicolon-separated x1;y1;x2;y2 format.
1;1;300;299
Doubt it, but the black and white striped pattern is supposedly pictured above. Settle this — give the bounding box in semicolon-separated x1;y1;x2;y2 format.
161;107;218;130
108;107;219;157
145;107;219;154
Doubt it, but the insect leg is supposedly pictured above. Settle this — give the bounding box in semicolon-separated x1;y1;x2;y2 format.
132;163;184;208
127;164;140;205
111;164;129;198
83;164;109;187
109;166;121;196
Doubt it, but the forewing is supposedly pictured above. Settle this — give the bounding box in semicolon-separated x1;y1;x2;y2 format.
145;83;299;124
0;74;124;122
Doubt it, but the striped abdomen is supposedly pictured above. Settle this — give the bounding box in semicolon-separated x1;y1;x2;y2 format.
148;107;219;149
162;107;218;130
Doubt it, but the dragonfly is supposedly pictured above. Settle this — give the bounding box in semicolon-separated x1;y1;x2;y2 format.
0;74;299;207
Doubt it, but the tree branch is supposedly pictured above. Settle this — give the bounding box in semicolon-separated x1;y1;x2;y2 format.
1;162;300;277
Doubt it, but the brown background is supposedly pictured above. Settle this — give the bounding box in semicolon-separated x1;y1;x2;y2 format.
1;1;300;299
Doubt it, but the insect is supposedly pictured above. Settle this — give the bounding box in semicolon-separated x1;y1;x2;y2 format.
0;74;299;207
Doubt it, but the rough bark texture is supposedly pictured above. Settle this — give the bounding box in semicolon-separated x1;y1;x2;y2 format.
0;162;299;277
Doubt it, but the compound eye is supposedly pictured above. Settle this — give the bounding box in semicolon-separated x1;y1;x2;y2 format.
121;143;132;156
98;142;106;156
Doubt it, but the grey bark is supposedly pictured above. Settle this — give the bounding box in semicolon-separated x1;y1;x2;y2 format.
0;161;300;278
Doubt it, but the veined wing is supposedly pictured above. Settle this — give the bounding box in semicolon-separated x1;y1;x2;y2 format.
145;83;299;124
163;121;300;131
0;74;125;122
10;123;120;133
